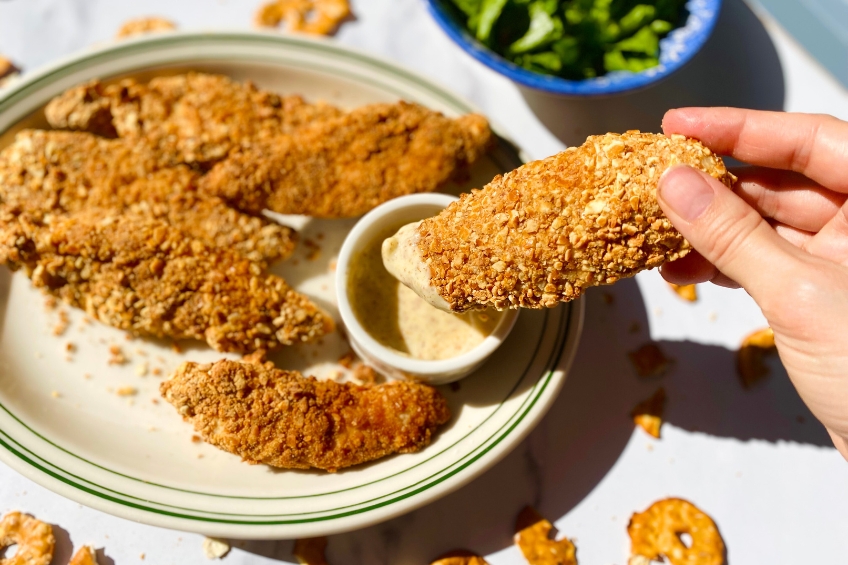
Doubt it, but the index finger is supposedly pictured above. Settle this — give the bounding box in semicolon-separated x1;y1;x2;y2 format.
663;107;848;193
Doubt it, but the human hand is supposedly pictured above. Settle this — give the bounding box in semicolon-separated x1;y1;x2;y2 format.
656;107;848;460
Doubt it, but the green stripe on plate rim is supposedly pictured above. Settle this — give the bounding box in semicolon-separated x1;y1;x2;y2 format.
0;305;570;521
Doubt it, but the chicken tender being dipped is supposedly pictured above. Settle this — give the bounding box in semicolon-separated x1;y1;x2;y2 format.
45;73;344;166
0;209;331;352
0;129;296;265
199;101;493;218
160;358;451;472
383;132;735;312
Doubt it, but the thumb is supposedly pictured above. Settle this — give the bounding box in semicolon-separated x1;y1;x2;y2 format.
657;165;801;301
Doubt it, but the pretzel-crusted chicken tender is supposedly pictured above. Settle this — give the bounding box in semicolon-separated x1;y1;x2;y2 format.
0;209;331;353
384;132;735;312
0;129;296;265
200;101;493;217
160;359;450;472
45;73;344;166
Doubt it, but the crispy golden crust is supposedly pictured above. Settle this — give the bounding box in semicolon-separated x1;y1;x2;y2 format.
45;73;344;166
417;132;736;311
160;359;451;472
0;130;296;264
199;102;493;217
0;209;331;352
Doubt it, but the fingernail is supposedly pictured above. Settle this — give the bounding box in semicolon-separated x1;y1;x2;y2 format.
659;165;715;222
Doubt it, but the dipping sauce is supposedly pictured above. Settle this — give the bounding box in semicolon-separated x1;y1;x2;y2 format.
348;224;503;361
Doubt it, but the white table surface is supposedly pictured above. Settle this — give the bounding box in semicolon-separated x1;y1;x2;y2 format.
1;1;847;564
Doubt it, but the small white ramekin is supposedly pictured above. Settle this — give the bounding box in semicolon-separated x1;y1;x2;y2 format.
336;193;520;385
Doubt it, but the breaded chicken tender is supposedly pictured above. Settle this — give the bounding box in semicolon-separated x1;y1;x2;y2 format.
161;358;450;472
383;132;735;312
0;130;296;264
45;73;343;166
0;209;331;352
199;101;493;217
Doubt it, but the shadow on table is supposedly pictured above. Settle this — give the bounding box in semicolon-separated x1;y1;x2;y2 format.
235;276;830;563
520;0;785;147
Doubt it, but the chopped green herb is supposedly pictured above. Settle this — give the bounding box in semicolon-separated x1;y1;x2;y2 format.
475;0;510;41
446;0;685;79
509;2;563;54
615;26;659;56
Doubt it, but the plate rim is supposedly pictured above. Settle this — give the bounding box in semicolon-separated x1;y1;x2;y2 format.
0;30;584;538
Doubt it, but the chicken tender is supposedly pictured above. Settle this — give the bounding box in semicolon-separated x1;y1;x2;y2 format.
0;130;296;264
160;358;450;472
383;132;735;312
0;209;331;352
199;101;493;217
45;73;344;166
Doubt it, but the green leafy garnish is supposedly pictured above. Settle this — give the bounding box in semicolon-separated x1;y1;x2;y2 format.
446;0;685;79
475;0;510;41
509;1;564;54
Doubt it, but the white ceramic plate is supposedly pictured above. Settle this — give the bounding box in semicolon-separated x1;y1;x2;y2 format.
0;31;583;539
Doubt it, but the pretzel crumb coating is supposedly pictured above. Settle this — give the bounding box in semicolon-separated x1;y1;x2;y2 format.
45;73;344;166
0;129;296;265
406;132;734;312
160;359;450;471
0;209;331;353
200;101;493;217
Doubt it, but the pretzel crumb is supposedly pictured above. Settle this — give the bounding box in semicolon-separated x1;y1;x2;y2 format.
631;387;666;438
202;537;230;559
628;343;671;378
737;327;776;388
668;283;697;302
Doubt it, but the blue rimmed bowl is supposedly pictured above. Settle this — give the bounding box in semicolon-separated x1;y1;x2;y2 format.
425;0;723;96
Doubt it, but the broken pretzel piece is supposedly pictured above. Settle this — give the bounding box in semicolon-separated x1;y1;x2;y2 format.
0;56;21;88
430;550;490;565
737;327;776;389
255;0;351;35
293;537;328;565
628;343;672;378
514;506;577;565
669;283;697;302
631;387;666;439
69;545;98;565
116;17;177;39
0;511;55;565
628;498;725;565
